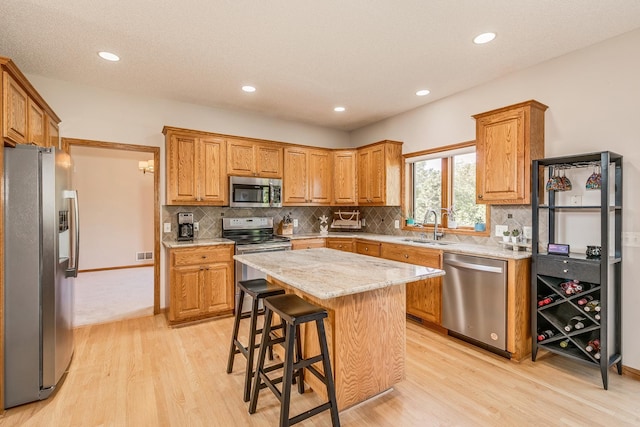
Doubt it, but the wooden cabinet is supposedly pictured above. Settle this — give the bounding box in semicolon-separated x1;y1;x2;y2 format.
27;98;45;147
45;114;59;148
357;140;402;206
326;237;355;252
167;245;234;324
283;146;332;205
164;127;227;205
3;71;28;146
381;243;443;325
355;239;381;257
473;100;547;205
227;138;283;178
332;150;357;205
291;238;326;250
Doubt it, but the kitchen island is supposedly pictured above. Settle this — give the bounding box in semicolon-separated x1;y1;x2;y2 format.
234;247;445;410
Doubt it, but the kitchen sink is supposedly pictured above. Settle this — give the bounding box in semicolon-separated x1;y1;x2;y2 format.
401;238;452;246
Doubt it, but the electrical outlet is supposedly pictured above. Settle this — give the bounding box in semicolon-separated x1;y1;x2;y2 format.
394;219;400;229
495;224;508;237
193;222;199;232
163;223;171;233
293;219;299;227
623;232;640;247
570;195;582;206
362;218;366;227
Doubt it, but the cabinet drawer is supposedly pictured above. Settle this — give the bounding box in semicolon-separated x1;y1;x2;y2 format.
381;243;442;268
536;256;600;283
291;238;326;250
172;245;233;266
326;238;355;252
356;240;381;257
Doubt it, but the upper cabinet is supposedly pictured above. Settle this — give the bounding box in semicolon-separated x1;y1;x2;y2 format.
332;150;358;205
283;146;332;205
227;138;283;178
473;100;548;205
164;127;227;206
357;140;402;206
1;58;61;148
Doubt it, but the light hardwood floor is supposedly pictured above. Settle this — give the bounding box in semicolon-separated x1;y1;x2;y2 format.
2;315;640;426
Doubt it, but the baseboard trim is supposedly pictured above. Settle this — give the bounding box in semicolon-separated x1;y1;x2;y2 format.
79;264;154;273
623;365;640;381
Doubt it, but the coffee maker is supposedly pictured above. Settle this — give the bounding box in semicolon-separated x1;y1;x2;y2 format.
177;212;194;241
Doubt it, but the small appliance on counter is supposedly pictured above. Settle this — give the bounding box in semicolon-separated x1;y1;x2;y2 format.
177;212;194;241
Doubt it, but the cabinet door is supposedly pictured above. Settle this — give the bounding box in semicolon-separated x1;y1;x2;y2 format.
201;262;234;314
283;147;309;204
167;134;199;203
27;98;45;146
356;240;380;257
308;149;332;204
369;145;386;204
46;114;59;148
291;238;326;250
227;138;256;176
357;148;371;204
476;107;526;203
199;137;227;204
407;278;442;324
3;71;28;145
171;266;203;321
326;238;355;252
256;143;283;178
333;150;357;205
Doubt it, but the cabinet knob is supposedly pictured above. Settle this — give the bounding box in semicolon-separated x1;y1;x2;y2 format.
478;194;483;199
365;247;369;251
404;254;409;259
563;260;568;264
563;269;568;273
201;255;207;259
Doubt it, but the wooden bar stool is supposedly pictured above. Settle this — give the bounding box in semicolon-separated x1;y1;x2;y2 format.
226;278;285;402
249;294;340;427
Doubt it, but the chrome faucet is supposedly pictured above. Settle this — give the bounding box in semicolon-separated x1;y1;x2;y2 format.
423;209;444;240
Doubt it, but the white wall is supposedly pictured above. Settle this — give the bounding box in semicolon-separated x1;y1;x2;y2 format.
71;146;154;270
352;28;640;369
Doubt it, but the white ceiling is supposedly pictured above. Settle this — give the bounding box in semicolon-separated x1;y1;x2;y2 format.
2;1;640;131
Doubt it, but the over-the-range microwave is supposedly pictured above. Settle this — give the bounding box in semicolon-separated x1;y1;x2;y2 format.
229;176;283;208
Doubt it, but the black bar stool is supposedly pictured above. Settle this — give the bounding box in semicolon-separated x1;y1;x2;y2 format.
249;294;340;427
227;278;285;402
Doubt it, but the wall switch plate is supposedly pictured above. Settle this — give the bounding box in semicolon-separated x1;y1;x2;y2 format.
570;195;582;206
362;218;366;227
193;222;199;232
394;219;400;229
523;226;532;239
495;224;508;237
293;219;299;227
163;223;171;233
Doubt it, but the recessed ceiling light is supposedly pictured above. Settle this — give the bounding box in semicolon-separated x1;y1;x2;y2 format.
98;51;120;61
242;85;256;93
334;106;346;112
416;89;430;96
473;32;496;44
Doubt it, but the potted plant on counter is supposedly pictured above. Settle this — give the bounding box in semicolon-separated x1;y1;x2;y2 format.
511;229;520;244
502;230;511;243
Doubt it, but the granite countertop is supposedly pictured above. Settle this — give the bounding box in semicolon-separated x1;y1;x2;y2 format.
234;248;445;300
163;238;235;248
286;232;532;260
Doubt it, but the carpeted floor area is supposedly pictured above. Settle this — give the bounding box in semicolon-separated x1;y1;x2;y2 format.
73;266;154;327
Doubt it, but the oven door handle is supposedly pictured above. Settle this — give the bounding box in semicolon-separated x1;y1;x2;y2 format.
237;246;291;255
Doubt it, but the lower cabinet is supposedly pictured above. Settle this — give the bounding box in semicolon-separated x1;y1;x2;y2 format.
167;244;234;324
355;239;381;257
291;238;326;250
381;243;443;326
326;237;355;252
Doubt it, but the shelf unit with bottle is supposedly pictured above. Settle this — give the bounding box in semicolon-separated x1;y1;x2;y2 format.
531;151;622;389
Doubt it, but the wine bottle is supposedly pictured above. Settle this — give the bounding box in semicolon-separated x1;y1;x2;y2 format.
561;280;582;295
584;300;600;312
537;329;555;342
594;351;601;360
537;294;560;307
559;339;570;348
564;316;587;332
577;295;595;306
594;313;601;321
586;338;600;352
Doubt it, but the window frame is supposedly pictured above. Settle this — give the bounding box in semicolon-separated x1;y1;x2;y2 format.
402;140;490;236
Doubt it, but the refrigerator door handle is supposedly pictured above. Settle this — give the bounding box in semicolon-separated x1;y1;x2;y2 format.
64;190;80;278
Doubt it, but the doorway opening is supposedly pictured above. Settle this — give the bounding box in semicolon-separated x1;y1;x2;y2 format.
62;138;160;322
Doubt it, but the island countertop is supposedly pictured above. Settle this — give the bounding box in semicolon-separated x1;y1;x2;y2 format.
233;247;445;300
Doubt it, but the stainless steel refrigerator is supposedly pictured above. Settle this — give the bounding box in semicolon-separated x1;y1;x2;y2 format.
4;145;79;408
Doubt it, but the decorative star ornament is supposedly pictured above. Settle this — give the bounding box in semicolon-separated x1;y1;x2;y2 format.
319;215;328;224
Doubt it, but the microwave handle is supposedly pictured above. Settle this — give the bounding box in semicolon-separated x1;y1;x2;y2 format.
269;183;275;207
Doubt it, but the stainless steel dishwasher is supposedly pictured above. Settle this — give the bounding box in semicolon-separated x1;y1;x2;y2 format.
442;253;508;356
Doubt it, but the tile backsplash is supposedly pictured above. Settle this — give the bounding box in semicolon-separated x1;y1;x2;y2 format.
162;204;534;247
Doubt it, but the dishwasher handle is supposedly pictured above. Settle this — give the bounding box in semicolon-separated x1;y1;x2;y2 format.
445;259;504;274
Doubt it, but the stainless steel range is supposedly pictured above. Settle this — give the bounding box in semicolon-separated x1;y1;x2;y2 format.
222;217;291;312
